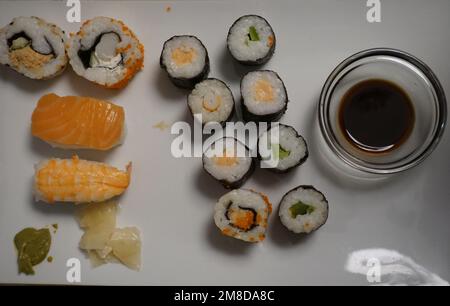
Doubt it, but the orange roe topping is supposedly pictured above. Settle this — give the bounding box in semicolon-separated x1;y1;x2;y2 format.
229;208;255;231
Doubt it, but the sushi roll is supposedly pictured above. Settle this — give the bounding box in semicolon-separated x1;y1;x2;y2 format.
31;93;125;151
227;15;276;65
0;16;68;79
34;155;132;204
241;70;288;122
160;35;209;89
214;189;272;243
67;17;144;89
187;78;235;126
203;137;255;189
279;186;329;234
258;124;308;173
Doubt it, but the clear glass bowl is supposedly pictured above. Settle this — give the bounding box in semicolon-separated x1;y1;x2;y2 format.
319;48;447;175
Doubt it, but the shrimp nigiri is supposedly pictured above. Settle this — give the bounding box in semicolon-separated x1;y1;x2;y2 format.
34;156;131;204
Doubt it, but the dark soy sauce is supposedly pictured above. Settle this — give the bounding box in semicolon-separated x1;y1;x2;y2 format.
339;79;415;153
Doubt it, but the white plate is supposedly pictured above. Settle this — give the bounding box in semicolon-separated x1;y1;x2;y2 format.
0;0;449;285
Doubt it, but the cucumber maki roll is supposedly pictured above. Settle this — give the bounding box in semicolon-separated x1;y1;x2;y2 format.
203;137;255;189
214;189;272;243
227;15;276;65
68;17;144;89
0;16;68;79
241;70;288;122
160;35;209;89
279;186;329;234
188;78;235;126
258;124;308;173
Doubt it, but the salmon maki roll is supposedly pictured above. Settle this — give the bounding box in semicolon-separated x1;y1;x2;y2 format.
34;156;131;204
31;93;125;151
67;17;144;89
160;35;209;89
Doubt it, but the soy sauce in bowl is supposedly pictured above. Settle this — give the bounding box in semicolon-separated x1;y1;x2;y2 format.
338;79;415;154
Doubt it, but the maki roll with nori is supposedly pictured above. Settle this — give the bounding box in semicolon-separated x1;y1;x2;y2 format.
258;124;308;173
0;16;68;79
160;35;209;89
214;189;272;243
279;186;329;234
203;137;255;189
227;15;276;65
68;17;144;89
188;78;235;126
241;70;288;122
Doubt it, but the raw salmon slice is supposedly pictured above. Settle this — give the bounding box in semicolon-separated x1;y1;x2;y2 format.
31;93;125;150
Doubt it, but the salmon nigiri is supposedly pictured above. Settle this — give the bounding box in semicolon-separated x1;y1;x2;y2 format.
31;93;125;151
34;156;131;204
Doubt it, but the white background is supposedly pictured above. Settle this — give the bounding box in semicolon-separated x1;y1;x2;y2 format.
0;0;449;285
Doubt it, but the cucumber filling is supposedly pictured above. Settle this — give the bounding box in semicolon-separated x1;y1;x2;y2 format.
289;201;315;218
248;26;260;42
270;144;291;160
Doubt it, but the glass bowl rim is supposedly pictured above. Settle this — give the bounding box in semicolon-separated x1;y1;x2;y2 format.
318;48;448;175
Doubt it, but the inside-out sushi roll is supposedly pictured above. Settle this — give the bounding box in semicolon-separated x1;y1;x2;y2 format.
188;78;235;125
241;70;288;122
258;124;308;172
279;186;329;234
68;17;144;89
227;15;276;65
0;16;68;79
160;35;209;89
203;137;255;189
214;189;272;243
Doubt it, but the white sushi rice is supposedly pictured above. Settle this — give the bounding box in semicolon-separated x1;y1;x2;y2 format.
203;138;252;184
228;15;274;62
214;189;271;242
68;17;143;87
241;70;287;115
279;186;329;234
259;124;308;171
161;36;206;79
0;16;68;79
188;79;234;124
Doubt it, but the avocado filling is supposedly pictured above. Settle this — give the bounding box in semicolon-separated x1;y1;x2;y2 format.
14;227;51;275
10;36;30;51
289;201;315;218
7;32;55;55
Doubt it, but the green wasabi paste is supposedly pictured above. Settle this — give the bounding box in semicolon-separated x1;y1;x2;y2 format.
14;227;51;275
